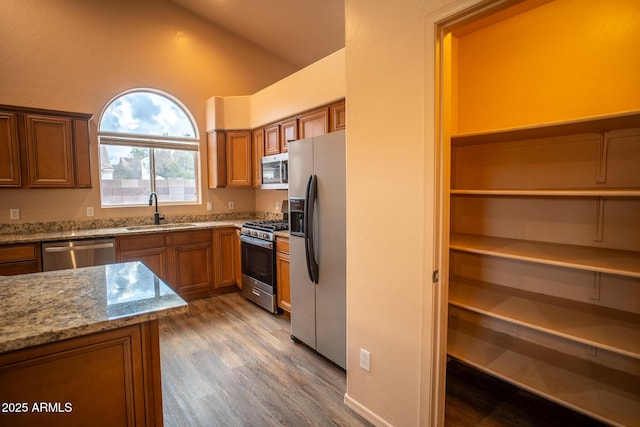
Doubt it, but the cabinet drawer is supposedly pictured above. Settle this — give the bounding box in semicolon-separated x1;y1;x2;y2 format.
276;236;289;254
171;229;212;246
0;244;38;263
117;234;169;251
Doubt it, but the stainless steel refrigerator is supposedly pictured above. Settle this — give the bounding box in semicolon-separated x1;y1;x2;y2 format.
288;130;346;369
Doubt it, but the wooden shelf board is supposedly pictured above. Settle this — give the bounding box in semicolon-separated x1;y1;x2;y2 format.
449;279;640;359
450;189;640;197
451;111;640;146
450;234;640;278
448;320;640;427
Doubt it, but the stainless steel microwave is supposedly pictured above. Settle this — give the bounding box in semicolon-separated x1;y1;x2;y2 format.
261;153;288;190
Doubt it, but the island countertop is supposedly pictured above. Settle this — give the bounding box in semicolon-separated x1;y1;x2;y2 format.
0;261;188;354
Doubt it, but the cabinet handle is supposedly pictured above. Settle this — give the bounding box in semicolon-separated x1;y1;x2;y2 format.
252;289;260;297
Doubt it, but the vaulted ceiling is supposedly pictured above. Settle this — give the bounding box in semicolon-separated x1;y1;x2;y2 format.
169;0;345;69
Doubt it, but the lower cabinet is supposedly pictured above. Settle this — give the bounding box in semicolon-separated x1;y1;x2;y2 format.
117;228;238;301
0;321;163;427
275;236;290;314
172;230;215;299
213;228;238;290
0;242;41;276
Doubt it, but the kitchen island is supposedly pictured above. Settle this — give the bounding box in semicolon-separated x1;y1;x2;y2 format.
0;262;187;427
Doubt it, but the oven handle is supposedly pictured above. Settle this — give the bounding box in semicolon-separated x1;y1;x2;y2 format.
239;234;274;250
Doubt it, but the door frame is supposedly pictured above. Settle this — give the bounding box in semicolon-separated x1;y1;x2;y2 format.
423;0;523;425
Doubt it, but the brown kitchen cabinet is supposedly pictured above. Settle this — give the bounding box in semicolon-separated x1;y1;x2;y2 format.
299;107;329;138
329;101;346;132
264;124;280;156
207;130;227;188
207;130;253;188
0;105;92;189
213;227;240;291
0;321;163;426
446;112;640;426
171;230;214;300
116;233;170;284
280;118;297;153
252;128;264;188
275;236;291;314
0;242;41;276
226;130;252;187
0;112;21;187
234;228;242;288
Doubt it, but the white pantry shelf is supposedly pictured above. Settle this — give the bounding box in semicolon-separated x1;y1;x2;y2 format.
451;110;640;146
449;279;640;359
447;319;640;427
449;233;640;279
450;189;640;197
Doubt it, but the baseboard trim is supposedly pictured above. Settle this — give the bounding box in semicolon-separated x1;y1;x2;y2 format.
344;393;393;427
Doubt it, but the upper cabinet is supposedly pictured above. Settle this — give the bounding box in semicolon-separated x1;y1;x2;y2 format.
206;99;346;189
280;118;297;153
208;129;253;189
0;112;21;187
264;124;280;156
226;130;252;187
0;105;93;189
299;108;329;139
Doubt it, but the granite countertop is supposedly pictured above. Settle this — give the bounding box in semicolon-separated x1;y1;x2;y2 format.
0;261;188;354
0;219;250;245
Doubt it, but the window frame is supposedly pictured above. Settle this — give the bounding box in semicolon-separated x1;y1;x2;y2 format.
97;89;201;208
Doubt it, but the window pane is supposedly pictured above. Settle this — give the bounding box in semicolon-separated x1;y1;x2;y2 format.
100;91;196;138
154;148;197;203
100;145;151;206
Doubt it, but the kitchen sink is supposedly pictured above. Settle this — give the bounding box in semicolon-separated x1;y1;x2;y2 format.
125;223;196;231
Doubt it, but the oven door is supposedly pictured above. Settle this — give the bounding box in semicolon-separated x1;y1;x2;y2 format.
240;234;277;313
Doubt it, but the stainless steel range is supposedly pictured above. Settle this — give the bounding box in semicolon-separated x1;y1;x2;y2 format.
240;220;288;313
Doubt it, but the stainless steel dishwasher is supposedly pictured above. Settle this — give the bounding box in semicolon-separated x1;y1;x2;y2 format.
42;238;116;271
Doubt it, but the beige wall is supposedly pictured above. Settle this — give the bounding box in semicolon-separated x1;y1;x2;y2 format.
0;0;296;223
345;0;640;425
344;1;432;425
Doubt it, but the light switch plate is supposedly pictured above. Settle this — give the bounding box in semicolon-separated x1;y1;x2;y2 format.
9;208;20;220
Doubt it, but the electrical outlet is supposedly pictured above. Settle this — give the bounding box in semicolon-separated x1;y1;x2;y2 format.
207;202;213;211
360;348;370;372
86;207;94;217
228;201;235;210
9;208;20;220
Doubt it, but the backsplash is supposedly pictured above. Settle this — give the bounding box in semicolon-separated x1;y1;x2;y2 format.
0;211;285;235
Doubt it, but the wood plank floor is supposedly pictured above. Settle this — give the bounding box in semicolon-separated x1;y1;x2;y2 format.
159;291;606;426
158;292;372;427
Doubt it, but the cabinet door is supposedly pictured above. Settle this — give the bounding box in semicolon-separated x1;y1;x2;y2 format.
234;228;242;288
119;248;169;285
264;125;280;155
276;237;291;314
117;234;169;284
207;131;227;188
0;242;40;276
73;118;92;188
280;118;297;153
25;114;74;187
226;130;252;187
330;101;346;132
299;108;329;139
0;112;21;187
252;128;264;188
173;241;214;297
214;228;237;289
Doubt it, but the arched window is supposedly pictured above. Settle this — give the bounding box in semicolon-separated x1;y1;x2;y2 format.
98;89;200;206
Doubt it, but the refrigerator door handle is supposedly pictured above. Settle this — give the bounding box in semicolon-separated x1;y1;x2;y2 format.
304;174;319;284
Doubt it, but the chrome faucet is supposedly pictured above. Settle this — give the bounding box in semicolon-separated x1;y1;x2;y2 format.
148;192;165;225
